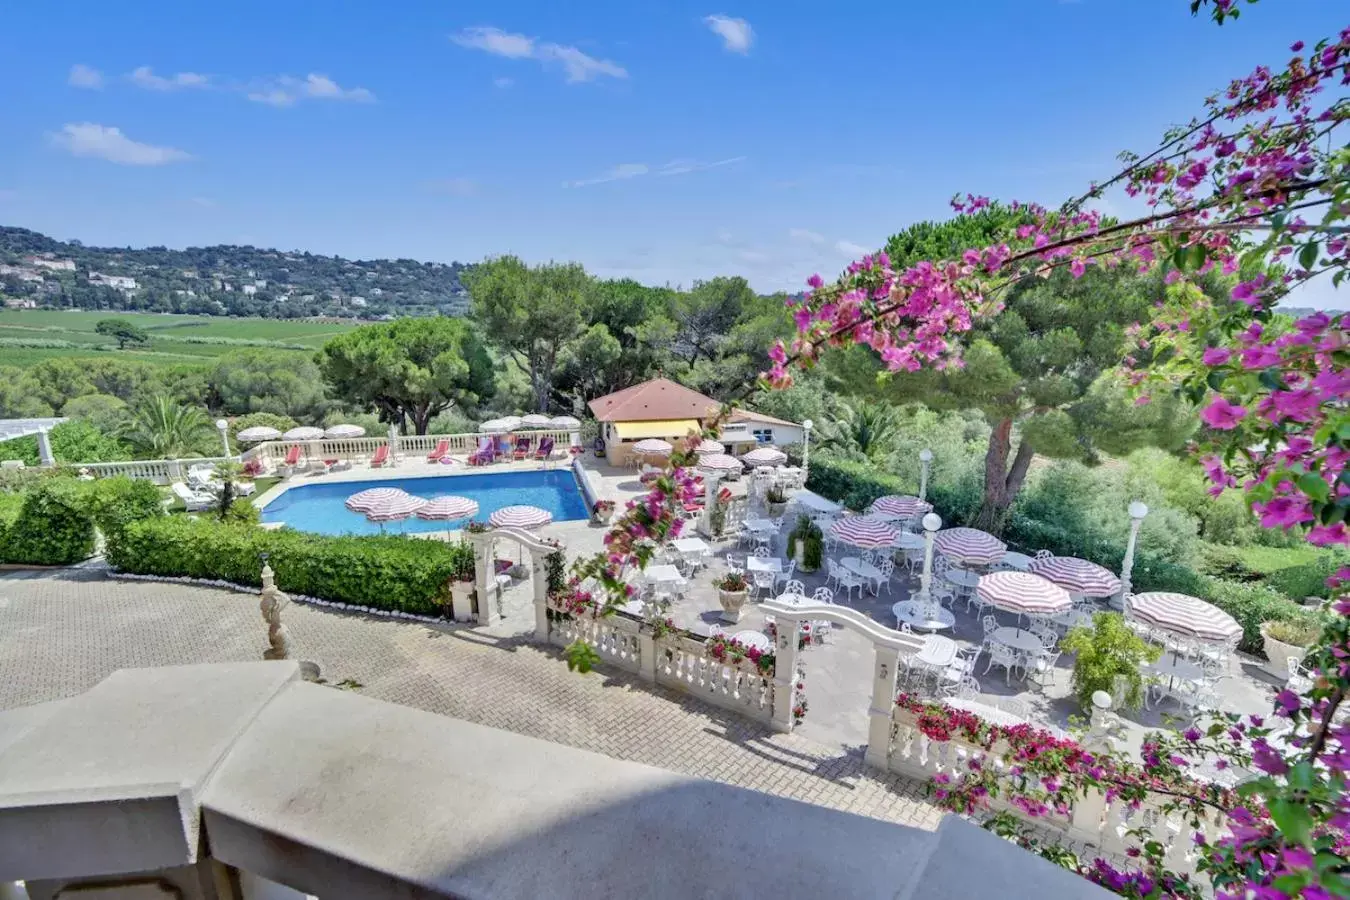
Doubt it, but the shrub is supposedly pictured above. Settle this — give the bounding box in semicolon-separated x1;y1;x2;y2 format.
1266;555;1343;601
1203;577;1316;654
1263;618;1323;647
222;497;261;525
106;516;477;615
2;480;96;565
1061;612;1161;711
1196;543;1259;581
228;412;297;443
88;476;165;538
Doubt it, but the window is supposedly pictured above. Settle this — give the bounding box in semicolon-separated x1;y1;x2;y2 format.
752;428;773;444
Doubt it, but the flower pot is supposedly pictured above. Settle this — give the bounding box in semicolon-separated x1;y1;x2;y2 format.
450;580;475;623
1260;622;1309;680
766;500;787;519
594;509;614;525
718;588;748;624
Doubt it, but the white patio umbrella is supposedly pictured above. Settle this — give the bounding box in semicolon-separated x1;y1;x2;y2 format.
324;424;366;439
479;417;521;434
549;415;581;429
1126;592;1242;643
1028;556;1122;599
934;527;1007;565
489;505;553;530
977;571;1072;616
870;494;931;519
633;438;673;456
345;487;411;513
742;446;788;466
414;496;479;522
830;515;900;549
283;426;325;441
520;414;552;428
236;426;282;443
697;453;743;473
693;438;725;455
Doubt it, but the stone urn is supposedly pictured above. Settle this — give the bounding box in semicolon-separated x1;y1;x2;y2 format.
450;579;476;623
766;499;787;519
593;504;615;525
1260;621;1311;680
718;586;748;624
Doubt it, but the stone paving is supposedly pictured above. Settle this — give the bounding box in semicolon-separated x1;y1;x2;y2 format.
0;567;943;831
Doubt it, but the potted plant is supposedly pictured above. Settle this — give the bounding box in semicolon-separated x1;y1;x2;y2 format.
715;570;750;623
1060;612;1161;712
1259;617;1322;680
765;484;789;519
592;499;616;525
785;515;824;573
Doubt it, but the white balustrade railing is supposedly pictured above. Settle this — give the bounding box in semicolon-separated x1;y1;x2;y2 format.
81;456;235;484
885;705;1225;877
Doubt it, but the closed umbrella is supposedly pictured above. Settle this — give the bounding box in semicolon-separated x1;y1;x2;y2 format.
633;439;673;456
237;426;282;443
870;495;931;519
742;446;788;466
1028;556;1122;598
489;505;553;530
1126;592;1242;643
934;527;1007;565
283;426;325;441
977;572;1072;616
415;496;479;522
520;414;552;428
480;417;520;434
694;439;724;455
324;424;366;438
549;415;581;429
830;515;899;549
697;453;743;473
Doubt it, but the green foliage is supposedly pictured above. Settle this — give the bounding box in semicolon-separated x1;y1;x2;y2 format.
62;393;131;434
1264;618;1323;647
820;398;902;464
1205;577;1319;653
1197;543;1258;581
87;476;165;538
2;479;96;565
0;420;131;466
210;349;333;421
222;497;261;525
316;317;494;433
786;515;825;572
1266;557;1340;601
105;516;477;615
95;318;150;349
120;395;215;458
227;412;297;442
805;454;983;527
544;550;565;595
1060;612;1161;711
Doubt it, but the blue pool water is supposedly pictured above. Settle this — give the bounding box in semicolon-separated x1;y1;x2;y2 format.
261;470;590;536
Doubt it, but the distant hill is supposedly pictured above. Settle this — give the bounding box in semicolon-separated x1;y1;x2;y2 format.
0;226;470;320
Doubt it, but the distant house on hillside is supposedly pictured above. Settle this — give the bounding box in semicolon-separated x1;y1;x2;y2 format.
586;377;803;467
25;256;75;272
89;273;137;292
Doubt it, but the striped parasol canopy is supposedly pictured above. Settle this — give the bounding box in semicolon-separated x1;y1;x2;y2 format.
633;438;673;455
520;414;552;428
870;495;931;519
324;424;366;438
236;426;281;442
934;527;1007;565
344;487;408;513
697;453;744;472
742;446;788;466
1126;592;1242;643
549;415;581;429
414;496;479;521
283;426;325;441
1028;556;1122;598
977;571;1072;616
830;515;900;549
480;417;522;433
488;505;553;530
361;491;427;523
693;438;724;455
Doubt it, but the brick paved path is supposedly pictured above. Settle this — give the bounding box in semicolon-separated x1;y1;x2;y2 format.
0;569;942;830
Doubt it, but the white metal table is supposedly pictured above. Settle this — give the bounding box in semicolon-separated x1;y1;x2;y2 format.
745;556;782;575
673;537;709;554
943;568;981;592
1051;608;1094;631
914;634;958;668
841;556;883;593
991;627;1043;655
645;565;686;587
894;532;926;551
891;600;955;632
743;518;777;533
731;631;771;652
774;592;813;608
1000;551;1033;571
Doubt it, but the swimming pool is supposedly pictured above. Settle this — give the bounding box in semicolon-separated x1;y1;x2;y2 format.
261;470;590;536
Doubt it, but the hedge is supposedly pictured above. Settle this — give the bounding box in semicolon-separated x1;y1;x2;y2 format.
804;454;1315;655
1;480;96;565
105;517;476;616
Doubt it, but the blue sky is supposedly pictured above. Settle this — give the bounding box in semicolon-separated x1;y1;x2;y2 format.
0;0;1345;306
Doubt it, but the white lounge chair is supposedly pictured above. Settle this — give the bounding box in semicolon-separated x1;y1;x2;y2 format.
171;482;215;512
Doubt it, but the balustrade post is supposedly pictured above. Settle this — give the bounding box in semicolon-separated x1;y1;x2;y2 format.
637;631;657;682
770;613;801;732
864;641;901;769
1068;786;1108;847
474;534;498;626
532;552;549;640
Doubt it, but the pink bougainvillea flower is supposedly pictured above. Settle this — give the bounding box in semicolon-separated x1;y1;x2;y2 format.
1307;522;1348;547
1239;345;1282;370
1202;347;1232;366
1199;395;1248;430
1253;495;1314;529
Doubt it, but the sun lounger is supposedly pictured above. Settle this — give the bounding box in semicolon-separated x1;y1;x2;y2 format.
427;439;450;462
171;482;215;512
534;437;555;460
370;445;389;468
468;437;495;466
511;436;531;460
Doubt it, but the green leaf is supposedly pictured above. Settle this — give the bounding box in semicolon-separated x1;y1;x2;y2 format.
1186;244;1206;270
1269;798;1313;846
1258;368;1286;392
1298;241;1319;271
1206;369;1227;391
1297;473;1331;505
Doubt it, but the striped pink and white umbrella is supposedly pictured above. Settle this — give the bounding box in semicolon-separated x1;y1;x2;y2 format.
414;496;479;521
697;453;744;472
870;495;931;519
830;515;899;549
1126;592;1242;643
1028;556;1122;598
488;505;553;530
977;571;1072;616
344;487;409;514
742;446;788;466
362;492;428;523
632;439;673;456
934;527;1007;565
694;438;725;454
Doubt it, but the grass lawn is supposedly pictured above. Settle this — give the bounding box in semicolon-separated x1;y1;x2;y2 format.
1230;544;1329;575
164;475;281;514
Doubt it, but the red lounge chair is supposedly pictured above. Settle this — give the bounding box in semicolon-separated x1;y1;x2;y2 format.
427;439;450;462
468;437;493;466
511;436;531;460
370;445;389;467
282;445;302;467
534;437;555;460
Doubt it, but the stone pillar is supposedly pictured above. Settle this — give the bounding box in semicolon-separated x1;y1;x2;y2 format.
800;419;812;478
914;512;942;605
918;448;933;502
637;631;657;682
864;642;901;769
770;612;802;733
36;427;54;466
531;549;549;639
1116;501;1148;610
699;472;722;539
474;534;498;626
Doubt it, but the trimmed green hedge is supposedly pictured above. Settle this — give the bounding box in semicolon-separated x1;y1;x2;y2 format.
106;517;476;616
2;480;96;565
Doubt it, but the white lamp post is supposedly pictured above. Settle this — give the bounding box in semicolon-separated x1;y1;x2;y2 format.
915;512;942;608
1116;500;1149;610
918;448;933;501
215;419;231;458
801;419;813;474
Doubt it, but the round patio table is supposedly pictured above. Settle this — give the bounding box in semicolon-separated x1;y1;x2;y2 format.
943;568;981;592
774;593;813;608
913;634;958;668
891;600;955;632
731;631;771;652
999;551;1034;571
894;532;926;551
991;627;1043;655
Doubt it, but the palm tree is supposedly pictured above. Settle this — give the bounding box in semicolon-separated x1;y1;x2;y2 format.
121;396;213;459
821;399;902;464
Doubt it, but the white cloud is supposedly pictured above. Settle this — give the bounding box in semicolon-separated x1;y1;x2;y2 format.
789;228;825;245
68;64;103;89
565;163;649;188
704;15;753;54
50;123;191;166
248;73;375;106
129;66;210;91
424;177;478;196
452;26;628;83
566;157;744;188
656;156;745;176
493;76;514;89
835;239;870;257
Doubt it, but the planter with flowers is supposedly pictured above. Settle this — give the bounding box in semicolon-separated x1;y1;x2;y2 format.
592;499;616;525
704;632;775;678
1259;618;1321;680
765;484;789;519
715;570;749;623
